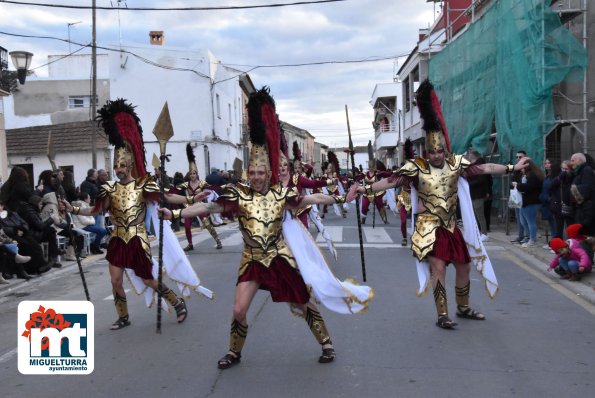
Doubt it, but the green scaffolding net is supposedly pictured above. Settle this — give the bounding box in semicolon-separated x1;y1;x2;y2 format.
429;0;587;166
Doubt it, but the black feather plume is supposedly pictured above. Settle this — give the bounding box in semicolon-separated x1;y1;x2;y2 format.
404;138;415;160
247;86;275;146
186;143;195;163
416;79;442;132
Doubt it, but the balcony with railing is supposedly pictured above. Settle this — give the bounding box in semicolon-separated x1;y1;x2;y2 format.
374;122;398;149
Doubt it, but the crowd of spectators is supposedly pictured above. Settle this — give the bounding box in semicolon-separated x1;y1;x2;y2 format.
0;164;237;285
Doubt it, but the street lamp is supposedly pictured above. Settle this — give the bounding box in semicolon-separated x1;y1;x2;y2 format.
9;51;33;84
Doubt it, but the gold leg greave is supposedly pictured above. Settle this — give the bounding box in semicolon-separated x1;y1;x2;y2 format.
433;280;448;317
230;319;248;354
455;281;470;308
379;207;388;223
114;292;129;319
203;217;221;243
305;307;331;345
158;284;181;307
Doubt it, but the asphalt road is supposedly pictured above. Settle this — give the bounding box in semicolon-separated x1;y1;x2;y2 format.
1;208;594;398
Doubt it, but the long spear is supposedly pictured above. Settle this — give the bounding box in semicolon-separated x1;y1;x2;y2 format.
152;102;174;334
48;132;90;300
345;105;367;281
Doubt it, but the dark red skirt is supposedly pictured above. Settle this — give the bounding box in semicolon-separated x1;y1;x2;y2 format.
106;237;153;280
238;257;310;304
430;226;471;264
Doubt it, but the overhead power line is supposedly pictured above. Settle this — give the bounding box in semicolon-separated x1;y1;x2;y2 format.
0;30;405;83
0;0;345;11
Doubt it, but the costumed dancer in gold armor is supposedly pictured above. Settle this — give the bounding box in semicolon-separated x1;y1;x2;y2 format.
349;80;528;329
171;144;222;252
64;99;189;330
321;151;346;219
160;87;373;368
355;158;392;225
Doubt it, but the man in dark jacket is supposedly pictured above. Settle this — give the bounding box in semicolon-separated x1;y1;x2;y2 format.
467;151;492;240
205;167;226;186
569;153;595;235
80;169;99;205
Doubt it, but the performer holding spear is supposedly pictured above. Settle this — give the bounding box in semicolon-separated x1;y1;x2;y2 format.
345;105;367;282
64;99;213;331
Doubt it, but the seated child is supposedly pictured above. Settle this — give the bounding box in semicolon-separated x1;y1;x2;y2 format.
548;237;592;281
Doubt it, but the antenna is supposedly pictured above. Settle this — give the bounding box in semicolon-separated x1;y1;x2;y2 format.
67;21;82;53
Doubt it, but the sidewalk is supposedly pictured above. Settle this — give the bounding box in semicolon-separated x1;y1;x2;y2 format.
0;223;237;297
486;222;595;305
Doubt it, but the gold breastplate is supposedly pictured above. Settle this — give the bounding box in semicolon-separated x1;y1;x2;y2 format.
220;184;298;273
417;165;460;228
103;180;148;243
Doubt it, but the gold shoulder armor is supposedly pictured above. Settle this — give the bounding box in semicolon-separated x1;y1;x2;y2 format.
177;182;189;190
141;176;160;193
271;185;298;201
219;182;248;202
446;154;470;172
399;157;428;176
98;181;116;198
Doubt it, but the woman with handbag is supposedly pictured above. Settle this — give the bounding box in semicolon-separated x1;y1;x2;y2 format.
514;160;544;248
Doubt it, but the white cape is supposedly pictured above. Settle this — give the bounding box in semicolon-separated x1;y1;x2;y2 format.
412;178;498;298
282;211;373;314
125;204;215;309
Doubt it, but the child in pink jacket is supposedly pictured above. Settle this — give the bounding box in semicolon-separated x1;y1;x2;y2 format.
548;237;592;281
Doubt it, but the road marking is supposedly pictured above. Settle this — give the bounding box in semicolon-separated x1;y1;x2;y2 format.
316;226;343;243
318;243;407;249
363;226;393;243
103;289;130;301
503;252;595;316
0;348;17;364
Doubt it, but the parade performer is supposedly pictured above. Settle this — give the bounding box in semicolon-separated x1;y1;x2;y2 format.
356;159;392;225
64;99;212;330
348;80;528;329
279;141;337;258
160;87;373;368
321;151;346;218
173;144;222;252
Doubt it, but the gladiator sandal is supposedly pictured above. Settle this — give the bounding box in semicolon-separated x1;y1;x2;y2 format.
218;320;247;369
111;293;131;330
305;307;336;363
455;282;485;320
158;284;188;323
433;280;456;329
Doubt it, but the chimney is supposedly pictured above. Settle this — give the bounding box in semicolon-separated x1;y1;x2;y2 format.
149;31;164;45
418;28;429;42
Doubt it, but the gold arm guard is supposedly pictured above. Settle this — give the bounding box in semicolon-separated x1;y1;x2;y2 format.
171;209;182;222
334;195;346;204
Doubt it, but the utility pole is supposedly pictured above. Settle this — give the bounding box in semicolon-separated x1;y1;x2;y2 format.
91;0;97;168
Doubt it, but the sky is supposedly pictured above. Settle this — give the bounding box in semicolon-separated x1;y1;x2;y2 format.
0;0;439;148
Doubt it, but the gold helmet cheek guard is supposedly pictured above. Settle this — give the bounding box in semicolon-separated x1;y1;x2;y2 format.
248;144;271;181
426;130;447;152
114;145;134;171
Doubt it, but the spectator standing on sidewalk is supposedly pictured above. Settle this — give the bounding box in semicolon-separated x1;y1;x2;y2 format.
510;150;528;244
514;159;543;248
467;150;491;241
569;153;595;235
